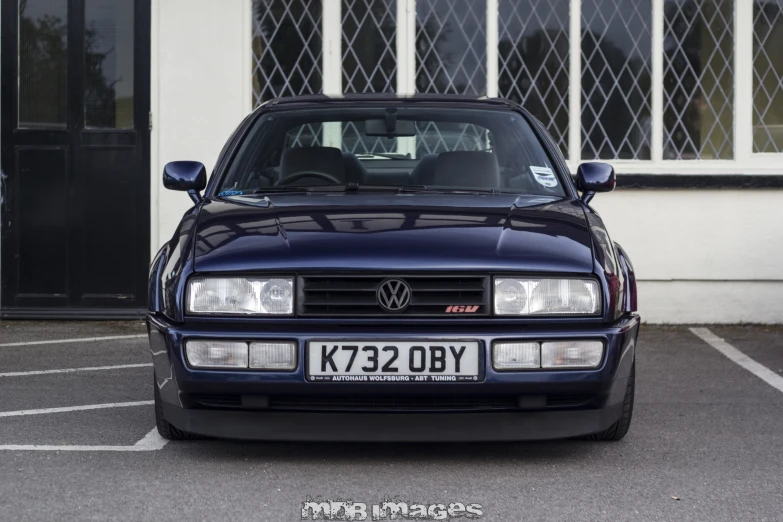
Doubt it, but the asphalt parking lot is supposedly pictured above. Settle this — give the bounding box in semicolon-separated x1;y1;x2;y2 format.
1;321;782;521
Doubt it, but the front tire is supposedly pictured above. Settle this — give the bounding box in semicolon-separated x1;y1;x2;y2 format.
154;377;196;440
583;363;635;441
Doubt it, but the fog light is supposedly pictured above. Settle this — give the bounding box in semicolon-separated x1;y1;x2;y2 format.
493;342;540;370
541;341;603;368
186;341;248;369
250;341;297;370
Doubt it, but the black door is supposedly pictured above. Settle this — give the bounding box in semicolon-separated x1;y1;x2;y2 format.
1;0;150;317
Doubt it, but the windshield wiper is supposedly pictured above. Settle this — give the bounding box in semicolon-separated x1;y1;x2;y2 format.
344;183;431;193
253;183;429;195
354;153;410;160
251;184;509;196
336;184;512;195
252;186;353;195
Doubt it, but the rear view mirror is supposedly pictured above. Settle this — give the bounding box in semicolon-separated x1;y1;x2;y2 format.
163;161;207;204
364;118;416;137
575;162;615;204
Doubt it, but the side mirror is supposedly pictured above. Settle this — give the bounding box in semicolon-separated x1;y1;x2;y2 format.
575;162;615;204
163;161;207;204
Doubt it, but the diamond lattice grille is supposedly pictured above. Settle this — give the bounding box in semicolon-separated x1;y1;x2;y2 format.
342;122;399;154
498;0;570;158
581;0;652;160
663;0;734;160
415;0;487;95
286;124;324;148
753;0;783;153
342;0;398;153
342;0;396;93
252;0;323;107
416;122;487;157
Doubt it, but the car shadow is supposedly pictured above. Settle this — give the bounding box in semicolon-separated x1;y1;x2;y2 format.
169;438;609;465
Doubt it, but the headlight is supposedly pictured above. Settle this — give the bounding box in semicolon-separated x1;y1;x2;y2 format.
250;341;297;370
541;341;604;368
185;340;248;368
187;277;294;315
493;341;540;370
492;340;604;370
493;278;600;316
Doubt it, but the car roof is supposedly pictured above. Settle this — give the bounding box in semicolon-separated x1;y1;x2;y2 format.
257;93;520;111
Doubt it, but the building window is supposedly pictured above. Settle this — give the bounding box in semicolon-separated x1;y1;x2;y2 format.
753;0;783;153
415;121;488;157
84;0;135;129
663;0;734;160
252;0;323;106
340;0;398;154
415;0;486;95
497;0;570;158
18;0;68;128
251;0;783;170
581;0;652;160
342;0;397;93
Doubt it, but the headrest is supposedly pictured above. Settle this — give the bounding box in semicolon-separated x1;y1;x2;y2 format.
433;151;500;189
279;146;345;184
410;154;439;185
341;152;367;183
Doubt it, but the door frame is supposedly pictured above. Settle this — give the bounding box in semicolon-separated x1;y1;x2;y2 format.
0;0;151;318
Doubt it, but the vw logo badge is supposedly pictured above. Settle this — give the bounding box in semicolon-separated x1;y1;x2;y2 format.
377;279;411;312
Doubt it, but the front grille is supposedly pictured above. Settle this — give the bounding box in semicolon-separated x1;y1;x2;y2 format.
190;393;596;412
269;395;518;412
192;394;242;408
298;275;490;317
546;394;594;407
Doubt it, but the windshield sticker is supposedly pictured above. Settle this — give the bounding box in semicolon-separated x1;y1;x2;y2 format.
530;166;558;188
218;190;243;197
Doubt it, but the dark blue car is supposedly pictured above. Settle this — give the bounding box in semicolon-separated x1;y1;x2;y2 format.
147;94;639;442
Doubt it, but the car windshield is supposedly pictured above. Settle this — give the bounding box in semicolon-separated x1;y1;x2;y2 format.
218;106;565;197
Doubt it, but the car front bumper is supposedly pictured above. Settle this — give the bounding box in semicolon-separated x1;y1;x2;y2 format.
147;314;640;441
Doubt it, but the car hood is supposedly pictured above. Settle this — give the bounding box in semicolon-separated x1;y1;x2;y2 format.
192;194;594;273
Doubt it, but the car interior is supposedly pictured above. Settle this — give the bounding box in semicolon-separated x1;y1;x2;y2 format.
273;147;503;189
233;145;558;195
219;113;565;196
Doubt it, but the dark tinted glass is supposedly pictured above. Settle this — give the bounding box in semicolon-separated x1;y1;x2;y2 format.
753;0;783;153
415;0;487;95
18;0;68;128
342;0;396;93
84;0;135;128
498;0;570;158
252;0;323;105
581;0;652;160
663;0;734;159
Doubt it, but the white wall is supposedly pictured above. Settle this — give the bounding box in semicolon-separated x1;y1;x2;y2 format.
150;0;251;251
593;190;783;323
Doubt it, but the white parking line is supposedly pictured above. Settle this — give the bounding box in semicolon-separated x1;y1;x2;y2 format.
690;327;783;393
0;363;152;378
0;400;154;418
0;428;171;452
0;334;146;348
132;428;171;450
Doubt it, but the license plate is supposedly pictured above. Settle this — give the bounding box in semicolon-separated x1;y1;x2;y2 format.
307;341;480;382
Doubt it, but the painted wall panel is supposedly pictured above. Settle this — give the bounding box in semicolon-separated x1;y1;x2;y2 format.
593;189;783;281
152;0;250;248
638;281;783;324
